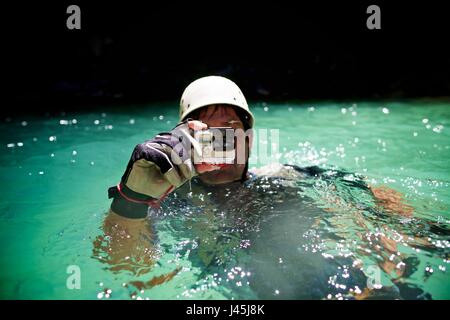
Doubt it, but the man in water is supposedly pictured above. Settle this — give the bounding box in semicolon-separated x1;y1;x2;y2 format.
94;76;417;298
107;76;255;219
94;76;257;277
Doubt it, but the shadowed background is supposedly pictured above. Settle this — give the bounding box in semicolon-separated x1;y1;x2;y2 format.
4;0;450;115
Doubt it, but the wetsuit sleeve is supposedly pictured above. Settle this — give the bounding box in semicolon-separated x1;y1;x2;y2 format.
108;121;199;218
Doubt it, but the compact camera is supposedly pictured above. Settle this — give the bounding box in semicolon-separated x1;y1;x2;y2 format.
194;127;235;164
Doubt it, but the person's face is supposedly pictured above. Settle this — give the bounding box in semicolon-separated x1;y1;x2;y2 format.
196;105;249;185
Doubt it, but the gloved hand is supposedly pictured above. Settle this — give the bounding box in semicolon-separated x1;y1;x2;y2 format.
108;119;219;219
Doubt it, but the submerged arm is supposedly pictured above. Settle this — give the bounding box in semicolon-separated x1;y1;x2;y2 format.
368;185;414;217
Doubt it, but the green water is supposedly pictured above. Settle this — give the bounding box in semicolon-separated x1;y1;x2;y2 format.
0;101;449;299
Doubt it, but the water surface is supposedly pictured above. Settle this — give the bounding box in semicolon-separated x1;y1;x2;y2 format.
0;101;449;299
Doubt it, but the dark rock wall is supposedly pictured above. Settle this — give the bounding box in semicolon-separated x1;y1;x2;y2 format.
5;1;450;114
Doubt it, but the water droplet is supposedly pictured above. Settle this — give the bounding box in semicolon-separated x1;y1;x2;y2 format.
432;125;444;133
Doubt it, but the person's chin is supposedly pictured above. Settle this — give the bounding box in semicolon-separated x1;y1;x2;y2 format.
199;171;237;185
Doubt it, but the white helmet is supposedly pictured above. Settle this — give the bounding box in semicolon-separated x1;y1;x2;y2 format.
179;76;254;128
